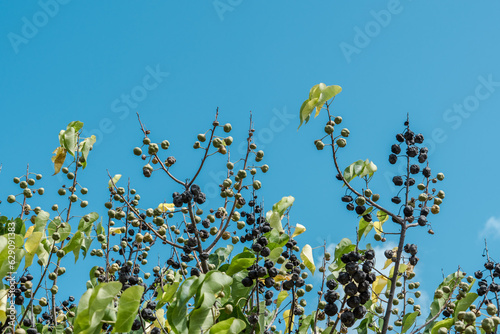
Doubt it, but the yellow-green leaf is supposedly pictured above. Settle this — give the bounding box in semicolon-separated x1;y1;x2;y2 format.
377;211;389;223
373;221;383;234
0;290;7;324
277;291;289;308
51;147;67;175
315;83;342;117
300;244;315;276
284;309;294;333
24;225;35;239
108;174;121;188
383;258;393;270
25;231;43;254
372;275;388;302
209;318;246;334
158;203;175;213
292;223;306;238
109;227;123;234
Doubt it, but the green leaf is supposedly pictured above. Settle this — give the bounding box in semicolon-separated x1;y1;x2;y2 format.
209;245;234;269
108;174;121;188
34;211;49;232
79;135;96;169
453;293;478;321
265;196;295;232
167;275;205;334
268;247;283;262
228;272;252;308
157;282;180;308
0;238;24;279
63;231;83;254
273;196;295;214
358;218;371;241
78;213;99;236
266;229;289;250
113;285;144;333
334;238;353;260
74;281;122;334
63;126;77;157
402;311;419;333
315;84;342;117
377;211;389;224
36;242;49;266
209;317;246;334
226;251;255;276
298;313;315;334
309;84;321;100
299;97;319;128
343;160;378;184
188;292;216;333
48;218;71;241
190;272;233;333
299;84;342;128
430;318;454;334
300;244;315;275
67;121;84;132
424;271;466;334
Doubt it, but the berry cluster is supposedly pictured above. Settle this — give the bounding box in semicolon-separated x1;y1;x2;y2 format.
388;122;445;228
10;271;76;334
173;184;206;207
474;260;500;296
329;250;375;327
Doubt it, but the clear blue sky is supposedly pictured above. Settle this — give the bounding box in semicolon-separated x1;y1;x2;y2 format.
1;0;500;315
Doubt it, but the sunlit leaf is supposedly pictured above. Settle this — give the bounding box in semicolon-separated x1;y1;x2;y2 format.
300;244;315;275
402;311;419;333
158;203;175;213
108;174;121;188
51;147;67;175
284;309;294;333
113;285;144;333
292;223;306;238
209;318;246;334
372;276;388;303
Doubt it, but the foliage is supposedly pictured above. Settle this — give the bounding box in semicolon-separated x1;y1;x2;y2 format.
0;88;498;334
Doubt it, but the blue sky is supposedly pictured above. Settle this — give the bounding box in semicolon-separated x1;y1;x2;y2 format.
1;0;500;318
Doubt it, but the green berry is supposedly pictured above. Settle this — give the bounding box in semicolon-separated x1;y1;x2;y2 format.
161;140;170;149
336;138;347;147
133;147;142;156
